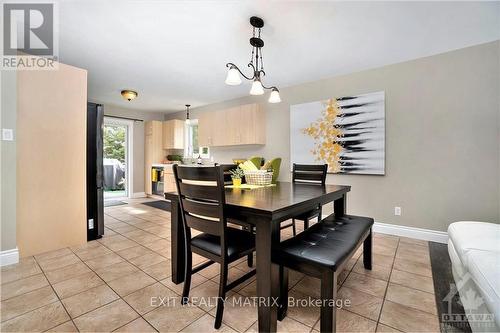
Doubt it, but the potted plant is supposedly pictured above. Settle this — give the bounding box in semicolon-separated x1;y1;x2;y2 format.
229;167;245;187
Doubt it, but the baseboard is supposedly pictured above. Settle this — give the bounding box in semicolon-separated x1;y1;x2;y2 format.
0;248;19;267
130;192;146;199
373;222;448;244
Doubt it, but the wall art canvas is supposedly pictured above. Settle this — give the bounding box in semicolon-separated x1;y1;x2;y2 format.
290;91;385;175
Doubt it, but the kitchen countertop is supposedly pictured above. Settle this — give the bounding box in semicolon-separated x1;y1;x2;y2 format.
152;163;218;168
152;163;175;168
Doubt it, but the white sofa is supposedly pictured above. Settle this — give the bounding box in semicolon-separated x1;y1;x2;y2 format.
448;221;500;332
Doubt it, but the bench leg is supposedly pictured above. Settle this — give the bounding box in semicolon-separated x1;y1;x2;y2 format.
247;253;253;267
363;229;373;270
278;265;289;321
320;271;337;333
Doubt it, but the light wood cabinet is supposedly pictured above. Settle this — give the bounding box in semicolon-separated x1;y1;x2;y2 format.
145;120;164;195
163;166;176;193
198;103;265;147
162;119;184;149
198;112;213;147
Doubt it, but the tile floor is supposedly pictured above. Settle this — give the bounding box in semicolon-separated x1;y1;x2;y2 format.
1;199;440;332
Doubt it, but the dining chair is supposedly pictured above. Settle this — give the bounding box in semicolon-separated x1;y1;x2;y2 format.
269;157;282;184
248;156;264;168
219;163;254;267
173;165;256;329
281;163;328;236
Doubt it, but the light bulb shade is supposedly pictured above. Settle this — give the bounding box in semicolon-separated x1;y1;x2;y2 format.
121;90;138;101
268;89;281;103
250;80;264;95
225;67;242;85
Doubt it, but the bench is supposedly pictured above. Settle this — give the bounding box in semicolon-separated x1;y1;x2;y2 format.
272;214;374;333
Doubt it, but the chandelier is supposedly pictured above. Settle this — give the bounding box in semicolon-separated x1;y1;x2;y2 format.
225;16;281;103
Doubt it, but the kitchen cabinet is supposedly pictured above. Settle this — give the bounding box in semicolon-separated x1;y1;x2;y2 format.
198;103;265;147
199;109;228;146
163;119;184;149
163;166;177;193
145;120;164;195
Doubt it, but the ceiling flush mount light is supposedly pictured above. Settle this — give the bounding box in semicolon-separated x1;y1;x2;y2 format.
225;16;281;103
121;90;138;101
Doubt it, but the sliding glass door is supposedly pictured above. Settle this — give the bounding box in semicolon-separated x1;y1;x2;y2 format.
103;118;132;199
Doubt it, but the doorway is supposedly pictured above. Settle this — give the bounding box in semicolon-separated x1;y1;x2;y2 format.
103;117;134;200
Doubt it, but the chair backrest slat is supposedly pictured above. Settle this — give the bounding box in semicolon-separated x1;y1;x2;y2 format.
294;164;326;172
176;166;219;181
292;164;328;185
181;198;220;219
179;182;219;201
184;214;221;235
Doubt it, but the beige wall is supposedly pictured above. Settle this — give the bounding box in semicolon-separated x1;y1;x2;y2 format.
167;41;500;232
98;104;165;195
0;71;17;252
17;63;88;257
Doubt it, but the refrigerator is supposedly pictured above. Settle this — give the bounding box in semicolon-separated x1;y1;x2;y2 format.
87;102;105;240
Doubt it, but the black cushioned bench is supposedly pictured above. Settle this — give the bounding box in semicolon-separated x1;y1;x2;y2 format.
272;214;374;333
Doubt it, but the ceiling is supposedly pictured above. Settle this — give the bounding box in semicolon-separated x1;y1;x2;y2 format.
58;1;500;112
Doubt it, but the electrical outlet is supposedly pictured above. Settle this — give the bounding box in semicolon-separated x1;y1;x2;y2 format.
394;207;402;216
2;129;14;141
88;219;94;229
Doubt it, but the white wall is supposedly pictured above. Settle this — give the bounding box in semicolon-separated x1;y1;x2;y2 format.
166;41;500;232
0;71;17;253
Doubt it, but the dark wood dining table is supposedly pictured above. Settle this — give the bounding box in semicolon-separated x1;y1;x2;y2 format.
165;182;351;332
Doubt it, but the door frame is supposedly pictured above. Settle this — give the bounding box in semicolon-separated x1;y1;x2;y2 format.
103;117;134;198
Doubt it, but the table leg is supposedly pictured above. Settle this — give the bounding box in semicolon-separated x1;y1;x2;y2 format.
170;199;185;284
334;194;346;217
255;219;280;333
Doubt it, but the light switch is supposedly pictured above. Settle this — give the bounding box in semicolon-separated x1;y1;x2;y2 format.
2;129;14;141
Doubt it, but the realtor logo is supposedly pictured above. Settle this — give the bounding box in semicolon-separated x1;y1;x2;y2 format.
3;3;53;55
442;273;495;331
1;2;58;69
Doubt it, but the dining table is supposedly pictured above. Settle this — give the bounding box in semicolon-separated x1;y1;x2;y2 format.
165;181;351;332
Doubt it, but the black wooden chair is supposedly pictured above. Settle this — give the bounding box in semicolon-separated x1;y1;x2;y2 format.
218;163;254;267
273;214;374;332
281;164;328;236
173;165;256;329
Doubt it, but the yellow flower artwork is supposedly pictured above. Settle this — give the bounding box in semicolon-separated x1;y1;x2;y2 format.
301;99;344;172
291;91;385;175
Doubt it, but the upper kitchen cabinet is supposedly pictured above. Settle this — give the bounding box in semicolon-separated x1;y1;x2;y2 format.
162;119;184;149
198;108;229;147
198;103;265;147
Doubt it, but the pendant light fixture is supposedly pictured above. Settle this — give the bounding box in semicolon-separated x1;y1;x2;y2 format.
225;16;281;103
185;104;191;125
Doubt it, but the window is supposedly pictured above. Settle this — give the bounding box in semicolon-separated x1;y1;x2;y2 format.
185;119;199;157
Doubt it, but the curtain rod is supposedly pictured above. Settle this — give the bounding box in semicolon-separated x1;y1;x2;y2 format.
104;115;143;122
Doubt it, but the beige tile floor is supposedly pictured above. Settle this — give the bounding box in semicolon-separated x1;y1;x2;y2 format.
1;199;440;332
